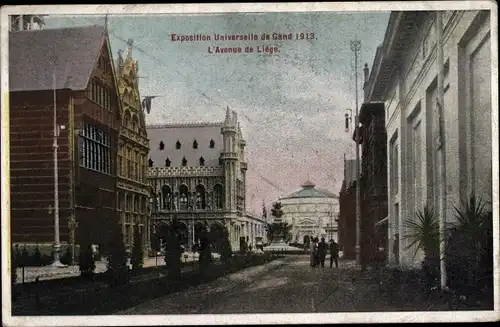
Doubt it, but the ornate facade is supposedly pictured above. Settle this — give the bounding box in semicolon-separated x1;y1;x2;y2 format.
146;108;251;251
279;181;339;243
115;40;151;253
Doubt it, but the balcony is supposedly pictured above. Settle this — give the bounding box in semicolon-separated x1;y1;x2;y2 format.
220;152;238;160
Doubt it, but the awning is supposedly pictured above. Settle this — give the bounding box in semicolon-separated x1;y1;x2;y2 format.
375;216;389;227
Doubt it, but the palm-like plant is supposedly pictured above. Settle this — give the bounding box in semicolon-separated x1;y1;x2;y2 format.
404;205;441;260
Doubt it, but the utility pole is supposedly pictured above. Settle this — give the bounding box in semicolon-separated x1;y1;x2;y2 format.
51;56;64;267
350;39;362;267
436;11;448;291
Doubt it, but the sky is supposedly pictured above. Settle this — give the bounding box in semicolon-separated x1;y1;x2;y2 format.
43;11;390;215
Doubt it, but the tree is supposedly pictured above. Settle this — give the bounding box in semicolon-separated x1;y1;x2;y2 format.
164;220;183;279
107;227;129;286
131;227;144;270
79;243;96;277
271;202;284;221
219;226;233;264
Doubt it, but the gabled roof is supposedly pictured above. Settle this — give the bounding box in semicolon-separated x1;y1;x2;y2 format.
146;122;225;168
9;25;106;92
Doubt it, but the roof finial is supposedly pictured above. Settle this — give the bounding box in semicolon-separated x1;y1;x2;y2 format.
224;106;232;125
104;14;108;31
126;38;134;60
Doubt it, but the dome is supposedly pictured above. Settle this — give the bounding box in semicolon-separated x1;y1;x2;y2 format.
280;180;338;200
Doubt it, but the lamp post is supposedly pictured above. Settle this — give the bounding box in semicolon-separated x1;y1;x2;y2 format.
50;55;65;267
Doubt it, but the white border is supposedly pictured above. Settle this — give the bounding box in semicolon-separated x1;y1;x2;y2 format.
1;2;499;326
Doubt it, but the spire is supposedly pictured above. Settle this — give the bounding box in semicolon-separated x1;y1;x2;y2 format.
224;106;232;125
117;49;124;75
126;38;134;60
237;122;242;136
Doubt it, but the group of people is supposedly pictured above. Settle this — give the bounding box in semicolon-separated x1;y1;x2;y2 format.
309;237;339;268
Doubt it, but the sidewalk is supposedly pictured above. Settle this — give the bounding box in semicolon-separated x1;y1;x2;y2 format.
15;252;221;284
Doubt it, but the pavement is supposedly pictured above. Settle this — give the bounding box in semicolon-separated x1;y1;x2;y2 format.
15;252;220;284
117;255;450;314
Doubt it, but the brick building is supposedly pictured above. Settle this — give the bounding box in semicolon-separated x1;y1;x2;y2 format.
9;25;122;258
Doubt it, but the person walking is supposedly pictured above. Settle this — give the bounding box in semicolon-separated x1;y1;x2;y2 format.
318;237;328;268
329;239;339;268
309;239;316;267
313;238;320;268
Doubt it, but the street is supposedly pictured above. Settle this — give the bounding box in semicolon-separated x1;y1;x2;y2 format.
118;255;448;314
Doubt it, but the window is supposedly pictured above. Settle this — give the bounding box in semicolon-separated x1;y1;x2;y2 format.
199;156;205;166
87;78;111;110
209;139;215;148
196;184;206;209
165;158;171;167
159;141;165;150
176;140;181;150
182;157;187;166
148;158;154;167
179;185;189;210
162;185;172;210
213;184;223;209
79;123;111;174
193;140;198;149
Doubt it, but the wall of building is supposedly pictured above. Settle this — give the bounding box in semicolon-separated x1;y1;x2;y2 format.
383;11;492;268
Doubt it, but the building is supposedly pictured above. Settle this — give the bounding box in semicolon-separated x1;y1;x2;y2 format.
364;10;493;267
354;101;388;267
9;26;122;258
146;108;263;251
279;180;339;243
338;158;357;259
115;39;151;254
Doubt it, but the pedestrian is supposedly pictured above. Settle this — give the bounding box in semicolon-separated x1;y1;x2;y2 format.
329;239;339;268
313;238;320;267
309;239;315;267
318;238;328;268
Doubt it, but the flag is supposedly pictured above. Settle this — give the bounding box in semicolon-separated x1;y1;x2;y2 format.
141;96;157;114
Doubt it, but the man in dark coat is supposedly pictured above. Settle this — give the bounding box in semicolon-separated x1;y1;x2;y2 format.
329;239;339;268
318;237;328;268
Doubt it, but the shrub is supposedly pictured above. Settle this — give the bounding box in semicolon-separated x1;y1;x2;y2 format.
131;227;144;270
107;228;130;286
219;227;233;264
79;243;96;277
33;245;42;266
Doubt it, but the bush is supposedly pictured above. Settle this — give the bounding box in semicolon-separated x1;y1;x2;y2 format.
219;227;233;264
33;245;42;266
131;228;144;270
79;243;96;277
107;228;130;287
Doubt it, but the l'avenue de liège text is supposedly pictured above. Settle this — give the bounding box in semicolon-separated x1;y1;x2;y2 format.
170;32;315;54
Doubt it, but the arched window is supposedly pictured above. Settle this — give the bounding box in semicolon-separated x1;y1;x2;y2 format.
196;184;206;209
213;184;223;209
182;157;187;166
176;140;181;150
179;184;189;210
193;139;198;149
148;158;153;167
199;156;205;166
165;158;171;167
159;141;165;150
209;139;215;148
162;185;172;210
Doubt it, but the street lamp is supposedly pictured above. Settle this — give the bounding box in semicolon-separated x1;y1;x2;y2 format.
51;55;65;267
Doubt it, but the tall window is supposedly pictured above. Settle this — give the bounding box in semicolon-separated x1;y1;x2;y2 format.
390;135;399;196
179;185;189;210
199;156;205;166
162;185;172;210
213;184;223;209
193;140;198;149
134;151;139;181
148;158;154;167
87;78;111;110
165;158;171;167
196;184;206;209
159;141;165;150
176;140;181;150
182;157;187;166
80;123;111;174
209;139;215;148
